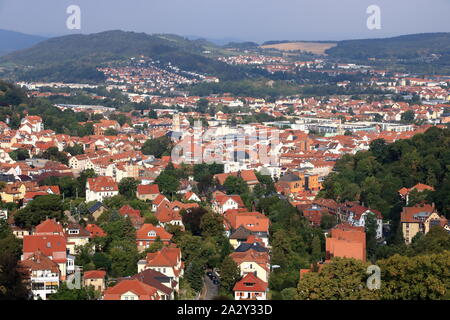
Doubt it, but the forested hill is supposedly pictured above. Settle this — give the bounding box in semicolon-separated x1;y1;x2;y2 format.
0;30;244;83
325;32;450;74
319;126;450;223
0;29;46;56
326;32;450;60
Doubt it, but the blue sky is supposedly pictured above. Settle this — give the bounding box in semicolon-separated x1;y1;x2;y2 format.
0;0;449;42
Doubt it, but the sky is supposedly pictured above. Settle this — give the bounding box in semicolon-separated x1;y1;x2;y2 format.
0;0;449;43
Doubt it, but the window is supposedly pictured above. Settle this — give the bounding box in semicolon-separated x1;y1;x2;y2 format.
148;231;156;237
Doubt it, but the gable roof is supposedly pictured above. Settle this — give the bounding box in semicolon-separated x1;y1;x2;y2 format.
233;273;268;292
136;224;173;241
35;219;64;235
103;279;159;300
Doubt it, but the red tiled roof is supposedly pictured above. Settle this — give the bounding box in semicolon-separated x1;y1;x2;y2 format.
137;184;160;195
233;273;268;292
87;176;118;192
136;224;173;241
84;270;106;279
103;279;160;300
35;219;64;235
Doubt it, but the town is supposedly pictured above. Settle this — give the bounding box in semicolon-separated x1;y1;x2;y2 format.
0;22;450;302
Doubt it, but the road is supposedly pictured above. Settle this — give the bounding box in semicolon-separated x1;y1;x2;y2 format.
201;273;219;300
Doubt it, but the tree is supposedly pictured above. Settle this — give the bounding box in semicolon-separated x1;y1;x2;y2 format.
401;110;415;124
320;213;337;230
311;235;322;263
377;251;450;300
200;212;224;238
295;258;378;300
48;283;99;300
63;144;84;156
155;172;179;197
141;136;172;158
14;195;63;228
40;147;69;165
365;213;378;262
103;128;118;136
182;207;208;236
109;240;139;277
118;177;139;199
185;260;204;292
0;220;29;300
219;256;240;294
223;176;249;195
8;148;29;161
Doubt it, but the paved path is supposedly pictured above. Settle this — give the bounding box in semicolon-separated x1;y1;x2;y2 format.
202;274;219;300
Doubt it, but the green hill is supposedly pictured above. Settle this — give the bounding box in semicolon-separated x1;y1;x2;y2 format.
0;29;47;56
326;32;450;60
0;30;244;83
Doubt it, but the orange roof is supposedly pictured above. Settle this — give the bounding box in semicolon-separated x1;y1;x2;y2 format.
224;211;269;233
137;184;160;195
35;219;64;235
103;279;159;300
119;205;141;218
87;176;118;192
85;224;106;238
136;224;173;241
84;270;106;279
23;235;67;263
146;247;181;267
233;273;268;292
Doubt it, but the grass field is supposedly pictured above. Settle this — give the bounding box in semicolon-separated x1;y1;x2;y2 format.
260;42;337;55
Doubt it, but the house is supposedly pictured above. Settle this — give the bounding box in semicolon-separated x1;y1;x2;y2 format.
182;191;201;202
326;224;366;262
400;203;447;244
224;210;270;247
398;183;435;205
136;184;160;201
214;170;259;191
65;223;91;255
83;270;107;292
275;172;304;196
341;205;383;239
233;273;268;300
103;279;160;300
135;224;173;252
154;204;183;228
85;224;106;238
230;250;270;282
151;194;169;212
34;218;64;235
18;250;60;300
137;246;183;291
130;268;176;300
87;202;108;221
211;192;245;214
229;225;253;249
86;176;119;203
22;234;73;280
119;205;144;228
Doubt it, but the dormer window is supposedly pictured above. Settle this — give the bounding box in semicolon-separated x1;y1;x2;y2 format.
148;231;156;237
